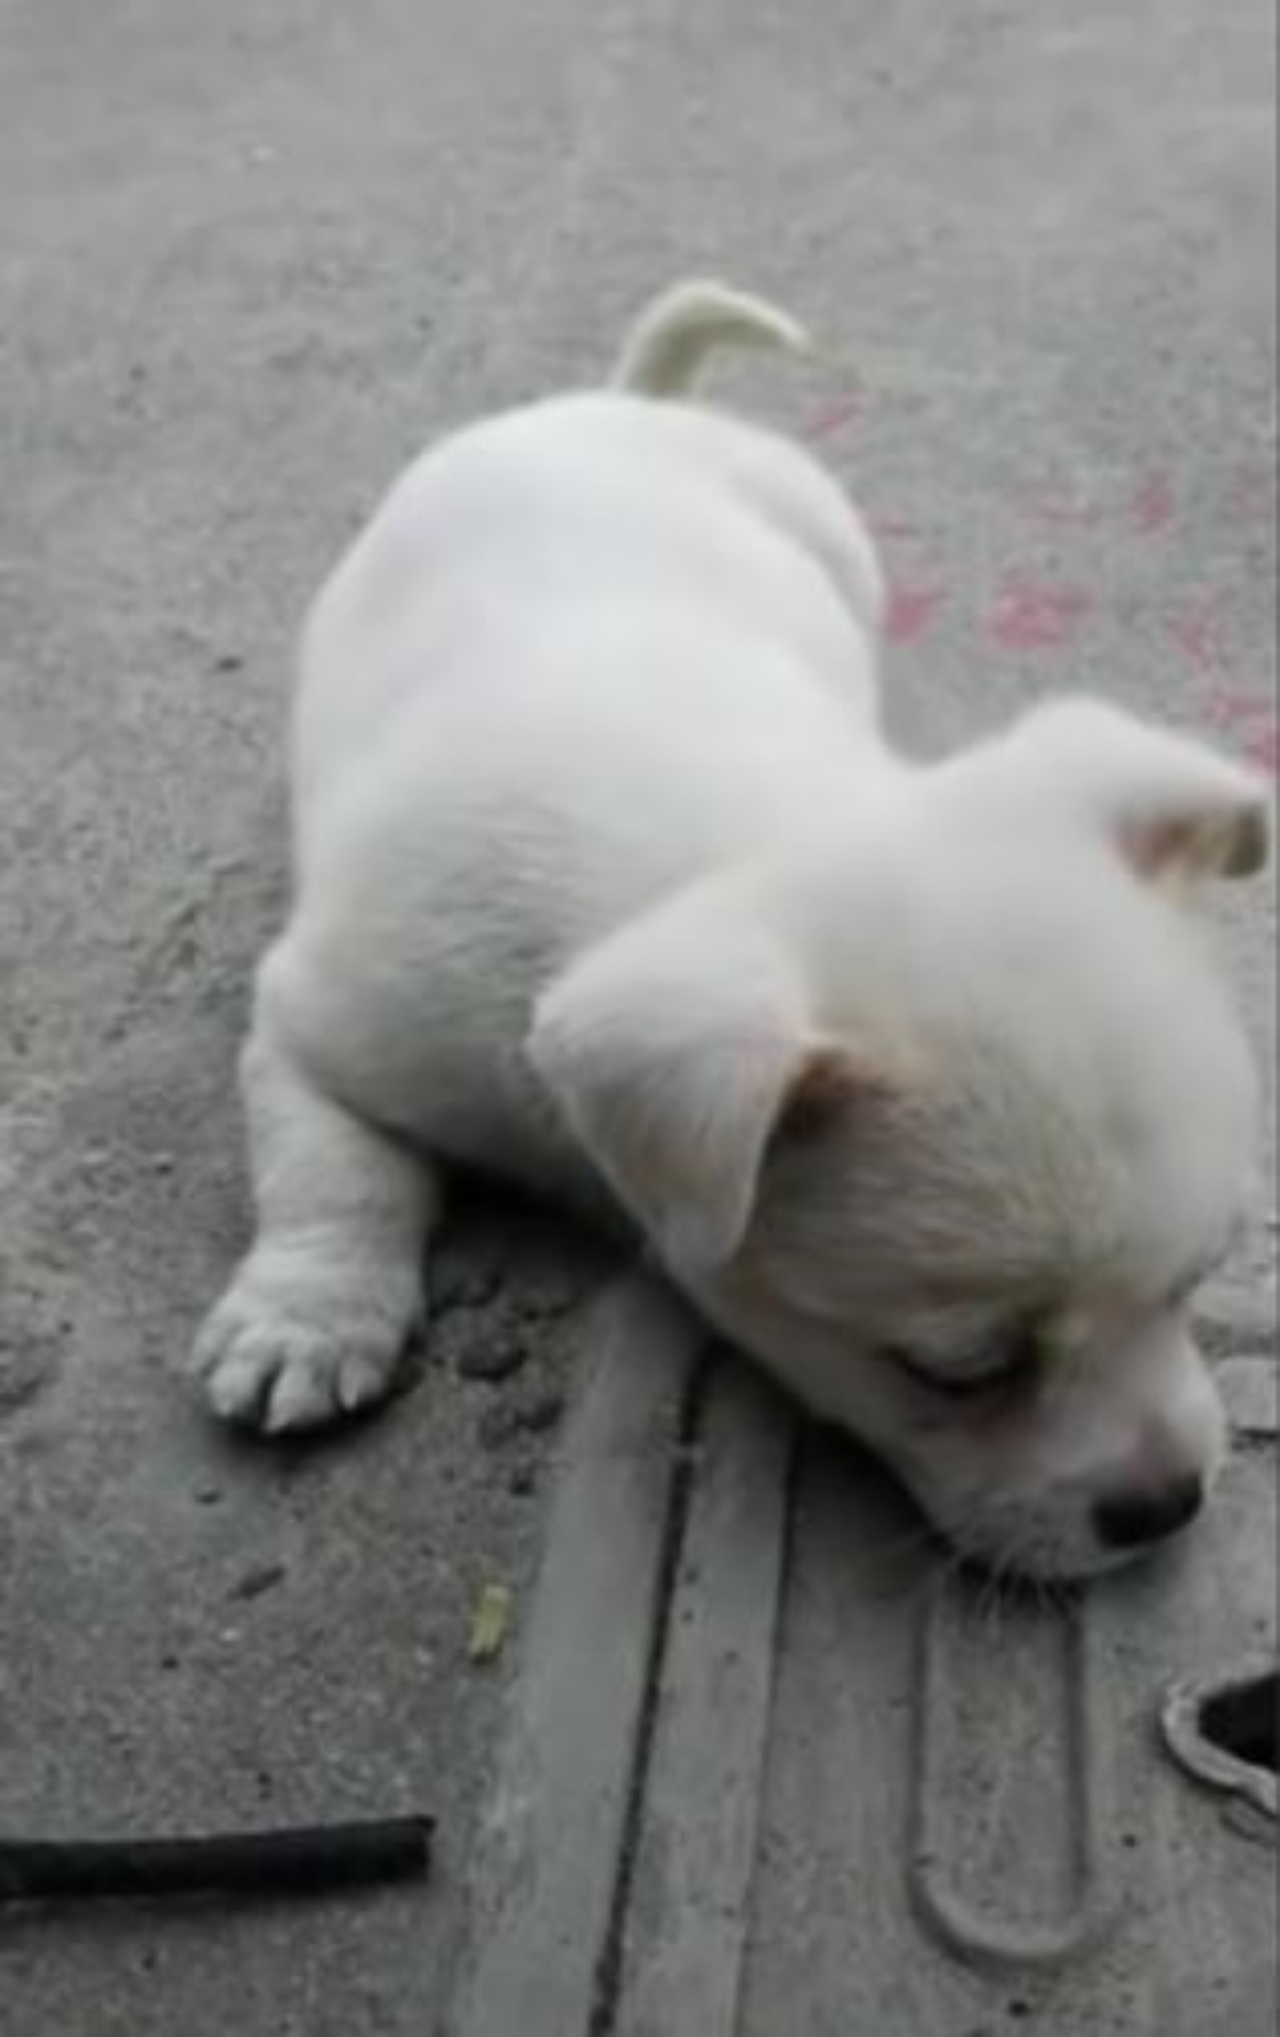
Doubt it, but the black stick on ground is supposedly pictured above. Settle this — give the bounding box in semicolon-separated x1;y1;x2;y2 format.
0;1816;433;1906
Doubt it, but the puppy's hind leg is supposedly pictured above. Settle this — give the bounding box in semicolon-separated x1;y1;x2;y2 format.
189;980;439;1434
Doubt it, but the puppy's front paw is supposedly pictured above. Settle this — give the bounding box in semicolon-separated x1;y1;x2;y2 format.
188;1261;418;1434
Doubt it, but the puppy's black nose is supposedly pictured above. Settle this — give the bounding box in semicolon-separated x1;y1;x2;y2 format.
1092;1473;1205;1551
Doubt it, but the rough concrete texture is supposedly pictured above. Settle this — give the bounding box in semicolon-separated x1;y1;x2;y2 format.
1;0;1275;2032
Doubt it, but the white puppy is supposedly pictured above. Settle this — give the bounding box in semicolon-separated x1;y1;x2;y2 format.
190;281;1270;1578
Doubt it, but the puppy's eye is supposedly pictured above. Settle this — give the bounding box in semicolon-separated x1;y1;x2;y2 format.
885;1324;1046;1401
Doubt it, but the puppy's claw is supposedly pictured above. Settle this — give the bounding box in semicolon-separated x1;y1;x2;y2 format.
337;1352;395;1414
262;1359;345;1434
205;1350;274;1428
188;1280;410;1434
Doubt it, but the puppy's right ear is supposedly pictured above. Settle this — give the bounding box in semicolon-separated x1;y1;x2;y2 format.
526;917;809;1272
527;912;885;1274
1007;697;1271;891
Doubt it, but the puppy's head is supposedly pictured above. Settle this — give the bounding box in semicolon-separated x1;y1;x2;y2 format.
529;700;1270;1578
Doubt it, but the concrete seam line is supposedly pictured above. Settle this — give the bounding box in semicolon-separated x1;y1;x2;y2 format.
441;1271;702;2037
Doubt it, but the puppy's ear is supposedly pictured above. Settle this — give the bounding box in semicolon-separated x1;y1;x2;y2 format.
528;919;876;1271
1011;697;1271;890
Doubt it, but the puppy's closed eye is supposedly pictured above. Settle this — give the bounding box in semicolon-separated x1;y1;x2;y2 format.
884;1318;1050;1402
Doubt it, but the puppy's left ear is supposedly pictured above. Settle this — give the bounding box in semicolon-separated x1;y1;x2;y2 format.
1010;697;1271;890
527;914;882;1272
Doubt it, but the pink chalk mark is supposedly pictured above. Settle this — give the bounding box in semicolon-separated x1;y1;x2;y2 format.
988;576;1093;654
1199;684;1280;777
1131;470;1175;535
1202;683;1269;730
1167;595;1227;676
805;394;861;443
886;582;944;645
1245;723;1280;777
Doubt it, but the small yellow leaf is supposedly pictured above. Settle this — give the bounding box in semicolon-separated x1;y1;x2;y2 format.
469;1583;513;1663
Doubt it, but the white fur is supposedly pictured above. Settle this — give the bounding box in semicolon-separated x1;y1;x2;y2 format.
189;280;1270;1577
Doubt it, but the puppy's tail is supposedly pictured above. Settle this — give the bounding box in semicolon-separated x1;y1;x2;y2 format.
610;279;809;397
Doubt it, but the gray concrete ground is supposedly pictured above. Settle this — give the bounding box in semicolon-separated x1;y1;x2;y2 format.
1;1;1275;2033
